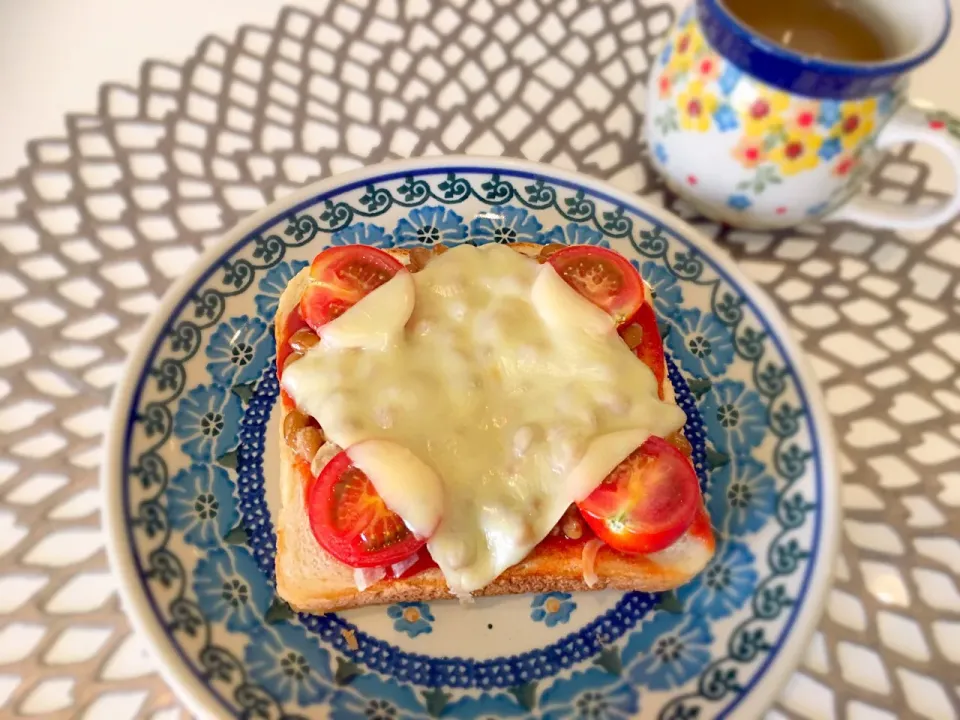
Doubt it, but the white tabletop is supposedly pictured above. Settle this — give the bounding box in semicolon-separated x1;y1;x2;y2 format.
2;0;959;178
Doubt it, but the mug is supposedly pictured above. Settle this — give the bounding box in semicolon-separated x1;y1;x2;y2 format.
645;0;960;230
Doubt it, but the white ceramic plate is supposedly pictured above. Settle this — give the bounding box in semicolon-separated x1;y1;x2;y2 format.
103;156;839;719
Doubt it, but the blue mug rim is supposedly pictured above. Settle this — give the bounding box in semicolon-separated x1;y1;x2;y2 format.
697;0;952;97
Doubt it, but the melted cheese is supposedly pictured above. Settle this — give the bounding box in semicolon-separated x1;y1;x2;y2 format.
320;270;415;351
283;243;686;593
347;440;443;538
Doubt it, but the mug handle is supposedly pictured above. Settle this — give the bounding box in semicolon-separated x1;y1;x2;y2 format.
826;103;960;230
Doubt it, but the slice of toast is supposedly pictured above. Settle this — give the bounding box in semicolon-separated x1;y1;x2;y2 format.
273;242;715;614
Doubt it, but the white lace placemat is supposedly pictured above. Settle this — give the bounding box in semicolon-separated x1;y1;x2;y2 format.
0;2;957;718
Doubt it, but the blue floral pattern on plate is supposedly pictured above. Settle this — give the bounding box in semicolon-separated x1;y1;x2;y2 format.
205;315;273;387
387;602;435;637
530;592;577;627
665;308;736;379
709;456;778;536
331;674;435;720
166;463;238;549
640;260;684;320
193;548;271;632
111;166;829;720
331;222;393;247
700;379;768;454
623;614;713;691
677;540;759;619
539;221;609;247
254;259;308;320
470;204;542;244
173;384;242;462
246;624;335;706
394;206;468;246
540;668;640;720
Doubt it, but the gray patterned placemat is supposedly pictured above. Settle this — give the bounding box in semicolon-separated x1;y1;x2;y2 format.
0;2;958;718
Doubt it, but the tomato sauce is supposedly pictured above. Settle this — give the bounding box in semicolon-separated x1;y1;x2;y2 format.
535;530;593;555
396;551;439;579
686;503;714;543
278;306;309;410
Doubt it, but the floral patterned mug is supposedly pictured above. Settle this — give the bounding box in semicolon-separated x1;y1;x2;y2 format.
646;0;960;230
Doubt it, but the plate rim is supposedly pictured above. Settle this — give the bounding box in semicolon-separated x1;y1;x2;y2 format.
102;155;840;720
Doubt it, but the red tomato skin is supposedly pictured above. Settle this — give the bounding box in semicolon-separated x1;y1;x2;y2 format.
621;301;666;399
307;450;426;568
577;437;699;555
277;305;309;379
310;245;403;297
286;248;413;569
298;246;403;333
295;458;436;577
546;245;645;325
299;289;352;334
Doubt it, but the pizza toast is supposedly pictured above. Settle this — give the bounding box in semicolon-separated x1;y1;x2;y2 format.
273;241;715;614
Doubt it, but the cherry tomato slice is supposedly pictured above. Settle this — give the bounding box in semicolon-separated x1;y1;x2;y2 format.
307;450;426;568
577;437;698;555
300;246;404;332
620;302;666;399
547;245;645;325
299;290;353;332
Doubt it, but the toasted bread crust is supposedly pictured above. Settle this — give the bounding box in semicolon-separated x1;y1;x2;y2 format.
274;242;715;613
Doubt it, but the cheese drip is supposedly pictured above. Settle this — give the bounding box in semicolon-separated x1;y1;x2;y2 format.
283;243;686;593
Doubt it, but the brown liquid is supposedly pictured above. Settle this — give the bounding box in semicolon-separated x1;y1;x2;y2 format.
723;0;891;62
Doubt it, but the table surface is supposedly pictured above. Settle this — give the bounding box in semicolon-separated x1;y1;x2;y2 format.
3;0;960;178
1;1;958;718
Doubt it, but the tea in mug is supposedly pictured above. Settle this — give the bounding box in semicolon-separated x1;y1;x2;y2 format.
723;0;891;62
